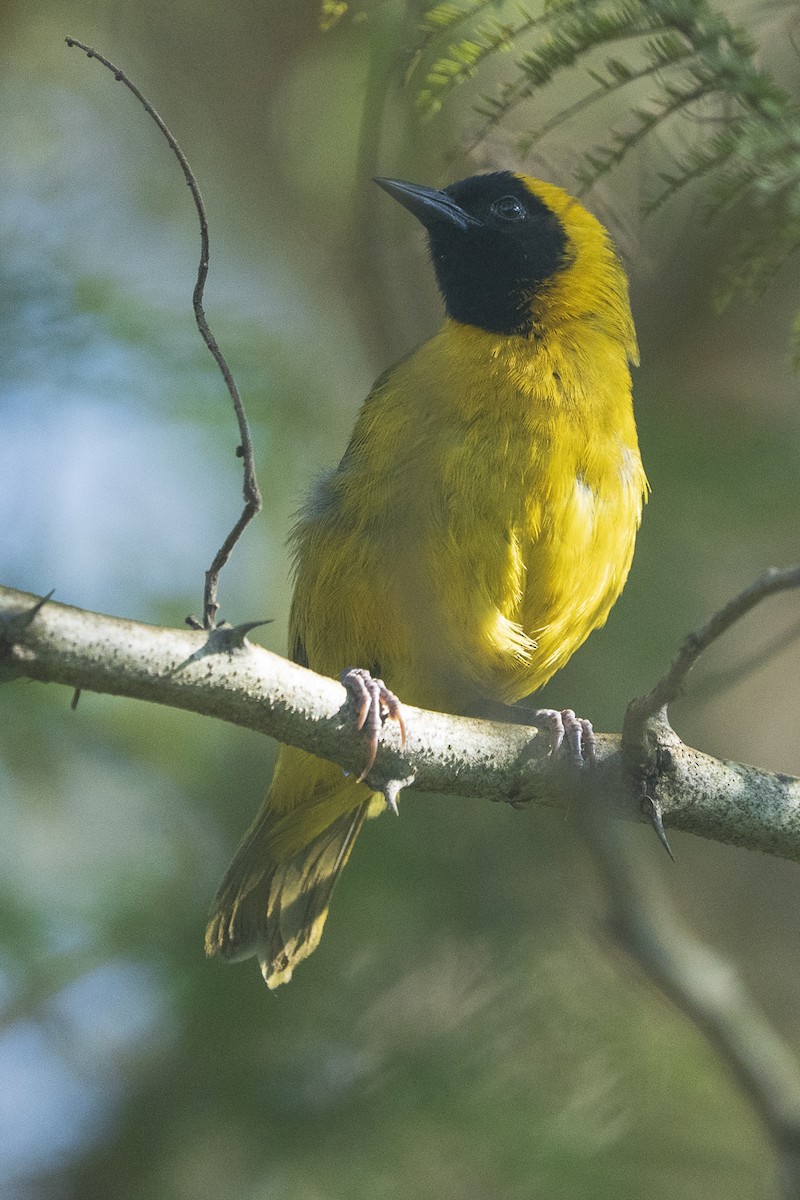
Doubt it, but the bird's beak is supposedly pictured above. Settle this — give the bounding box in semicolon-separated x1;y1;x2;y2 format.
374;177;481;232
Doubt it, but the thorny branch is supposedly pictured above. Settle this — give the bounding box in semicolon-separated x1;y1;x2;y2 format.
1;580;799;857
65;37;262;630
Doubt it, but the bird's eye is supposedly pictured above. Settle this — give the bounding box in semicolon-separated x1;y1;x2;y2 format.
491;195;526;222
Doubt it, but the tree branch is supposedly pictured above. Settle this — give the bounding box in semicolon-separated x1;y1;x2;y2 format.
2;584;799;861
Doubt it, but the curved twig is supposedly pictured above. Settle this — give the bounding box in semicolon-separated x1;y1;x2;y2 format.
684;614;800;707
65;37;262;629
627;565;800;736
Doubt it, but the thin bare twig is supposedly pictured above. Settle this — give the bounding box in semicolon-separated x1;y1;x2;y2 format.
626;565;800;739
65;37;262;630
684;614;800;708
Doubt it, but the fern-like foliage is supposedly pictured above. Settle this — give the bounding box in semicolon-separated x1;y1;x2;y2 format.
411;0;800;347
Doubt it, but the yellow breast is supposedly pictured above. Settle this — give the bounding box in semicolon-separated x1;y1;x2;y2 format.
291;173;648;714
363;319;647;707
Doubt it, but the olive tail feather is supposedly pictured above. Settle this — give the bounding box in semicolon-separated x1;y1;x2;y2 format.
205;800;370;988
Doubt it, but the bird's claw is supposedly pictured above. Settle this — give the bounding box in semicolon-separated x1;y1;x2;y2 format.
532;707;596;764
340;667;406;783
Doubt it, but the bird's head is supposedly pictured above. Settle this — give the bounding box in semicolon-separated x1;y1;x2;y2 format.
375;171;634;353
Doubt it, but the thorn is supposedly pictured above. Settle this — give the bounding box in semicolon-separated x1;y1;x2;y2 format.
384;779;402;815
0;591;55;658
202;619;273;651
225;619;272;648
641;793;675;861
382;775;415;815
12;589;55;633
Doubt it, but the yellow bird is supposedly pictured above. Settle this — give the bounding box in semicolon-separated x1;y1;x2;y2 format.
205;172;648;987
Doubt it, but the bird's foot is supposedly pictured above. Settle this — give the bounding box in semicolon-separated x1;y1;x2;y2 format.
531;708;596;764
340;667;406;783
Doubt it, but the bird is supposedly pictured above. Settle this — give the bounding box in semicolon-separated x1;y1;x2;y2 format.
205;170;648;988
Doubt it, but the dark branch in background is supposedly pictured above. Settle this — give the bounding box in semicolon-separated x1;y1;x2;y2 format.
588;563;800;1199
349;4;409;358
65;37;262;630
579;796;800;1200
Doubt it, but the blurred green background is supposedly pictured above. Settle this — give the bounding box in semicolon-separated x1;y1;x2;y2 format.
1;2;799;1197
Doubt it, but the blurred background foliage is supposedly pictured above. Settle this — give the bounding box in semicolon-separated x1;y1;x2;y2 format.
1;0;799;1196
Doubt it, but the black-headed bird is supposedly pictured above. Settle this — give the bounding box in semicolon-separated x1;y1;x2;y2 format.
205;172;648;987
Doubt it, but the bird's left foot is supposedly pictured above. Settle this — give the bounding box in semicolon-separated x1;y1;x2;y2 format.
340;667;406;783
531;708;596;764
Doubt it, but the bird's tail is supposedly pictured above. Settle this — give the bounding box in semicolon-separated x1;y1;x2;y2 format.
204;745;373;988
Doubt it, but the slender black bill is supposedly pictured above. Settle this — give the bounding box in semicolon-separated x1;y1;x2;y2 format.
374;177;482;232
